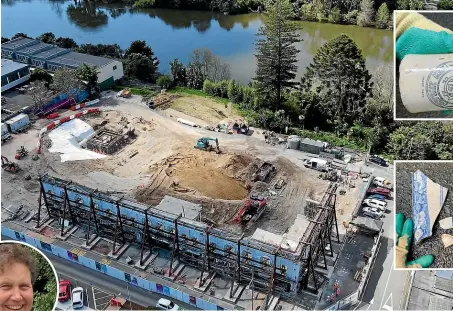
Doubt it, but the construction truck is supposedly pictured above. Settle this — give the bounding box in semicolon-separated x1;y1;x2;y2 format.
15;146;28;160
194;137;221;154
2;156;20;173
233;194;268;225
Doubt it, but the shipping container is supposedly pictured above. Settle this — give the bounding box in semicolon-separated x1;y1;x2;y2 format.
1;122;11;141
5;113;30;133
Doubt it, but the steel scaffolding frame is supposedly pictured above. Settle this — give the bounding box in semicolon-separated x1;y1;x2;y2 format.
36;175;339;299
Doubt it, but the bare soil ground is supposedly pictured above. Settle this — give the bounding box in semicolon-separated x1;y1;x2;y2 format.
1;91;360;236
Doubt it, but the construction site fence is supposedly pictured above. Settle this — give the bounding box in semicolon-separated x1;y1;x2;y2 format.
352;176;374;217
1;226;229;311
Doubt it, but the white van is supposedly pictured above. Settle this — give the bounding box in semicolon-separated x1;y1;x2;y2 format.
363;198;387;211
373;177;393;190
156;298;179;310
303;158;329;172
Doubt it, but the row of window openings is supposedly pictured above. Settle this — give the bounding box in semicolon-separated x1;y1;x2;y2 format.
1;71;30;87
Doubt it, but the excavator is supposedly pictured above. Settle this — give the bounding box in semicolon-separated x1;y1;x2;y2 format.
1;156;20;173
194;137;221;154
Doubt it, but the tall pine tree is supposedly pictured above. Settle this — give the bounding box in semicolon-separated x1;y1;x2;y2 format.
254;0;301;111
301;34;372;134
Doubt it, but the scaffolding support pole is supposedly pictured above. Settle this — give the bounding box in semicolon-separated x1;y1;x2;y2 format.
63;184;76;225
169;215;182;276
116;199;126;244
36;186;43;228
199;226;212;287
140;211;150;266
112;212;120;255
89;193;101;234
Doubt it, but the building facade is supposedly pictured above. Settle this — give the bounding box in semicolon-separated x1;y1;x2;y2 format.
1;37;123;91
1;59;31;92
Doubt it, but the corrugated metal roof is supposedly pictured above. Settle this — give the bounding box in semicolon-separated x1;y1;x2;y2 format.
48;51;114;68
5;113;28;124
1;37;37;50
15;42;50;54
32;47;68;59
300;138;325;148
1;59;29;77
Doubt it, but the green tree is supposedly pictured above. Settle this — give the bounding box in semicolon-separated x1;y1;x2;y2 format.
375;3;389;29
169;58;187;86
157;74;173;89
76;64;99;98
397;0;424;9
125;40;155;59
254;0;301;110
328;8;342;24
228;80;243;104
78;43;123;59
52;68;85;104
56;37;79;49
357;0;375;27
301;34;372;135
37;32;56;44
30;68;53;87
1;37;10;44
438;0;453;8
124;53;158;81
12;33;31;40
32;251;57;311
186;62;204;89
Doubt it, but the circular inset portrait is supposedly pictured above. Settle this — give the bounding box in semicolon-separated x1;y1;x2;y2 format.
0;241;58;311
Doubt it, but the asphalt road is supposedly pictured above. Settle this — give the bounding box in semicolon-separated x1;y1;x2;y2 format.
395;162;453;268
47;253;197;310
353;163;410;311
395;12;453;119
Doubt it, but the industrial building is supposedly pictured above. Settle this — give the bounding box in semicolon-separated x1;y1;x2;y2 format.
1;59;31;92
1;37;123;90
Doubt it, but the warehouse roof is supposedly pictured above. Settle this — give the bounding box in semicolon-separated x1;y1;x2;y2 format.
32;47;68;60
1;59;29;77
48;51;114;68
15;42;50;55
1;37;37;50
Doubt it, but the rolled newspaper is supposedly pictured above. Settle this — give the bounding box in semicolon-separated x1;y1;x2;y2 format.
399;54;453;113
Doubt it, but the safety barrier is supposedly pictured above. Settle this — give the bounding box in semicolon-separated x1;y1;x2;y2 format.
1;226;227;310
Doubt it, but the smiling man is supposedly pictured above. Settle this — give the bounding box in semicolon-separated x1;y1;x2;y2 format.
0;243;35;311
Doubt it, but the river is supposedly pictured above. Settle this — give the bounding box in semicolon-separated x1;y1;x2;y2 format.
1;0;393;83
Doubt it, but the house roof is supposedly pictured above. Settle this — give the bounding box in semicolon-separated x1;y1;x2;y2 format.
48;51;114;68
1;59;29;77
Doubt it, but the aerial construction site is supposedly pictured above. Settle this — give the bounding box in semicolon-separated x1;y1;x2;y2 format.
1;91;381;310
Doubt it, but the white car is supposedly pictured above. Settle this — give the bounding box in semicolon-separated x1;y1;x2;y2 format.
363;198;387;211
156;298;179;310
363;206;383;219
72;287;84;309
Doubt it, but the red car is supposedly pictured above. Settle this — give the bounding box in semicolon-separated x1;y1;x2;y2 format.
58;280;71;302
367;187;392;198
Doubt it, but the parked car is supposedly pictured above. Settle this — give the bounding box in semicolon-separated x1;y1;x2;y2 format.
363;198;387;211
369;155;388;167
367;187;392;199
72;287;84;309
362;206;383;219
373;177;393;190
366;194;386;201
156;298;179;310
58;279;71;302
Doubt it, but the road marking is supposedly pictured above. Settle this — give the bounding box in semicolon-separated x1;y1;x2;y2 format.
379;261;394;310
382;293;393;311
92;286;97;311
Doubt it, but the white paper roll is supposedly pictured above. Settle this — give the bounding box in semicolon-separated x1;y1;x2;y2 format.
399;54;453;113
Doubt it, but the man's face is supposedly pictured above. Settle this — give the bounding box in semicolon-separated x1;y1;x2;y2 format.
0;263;34;311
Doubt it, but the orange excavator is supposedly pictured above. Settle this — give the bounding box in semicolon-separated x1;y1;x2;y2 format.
1;156;20;173
233;194;268;225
